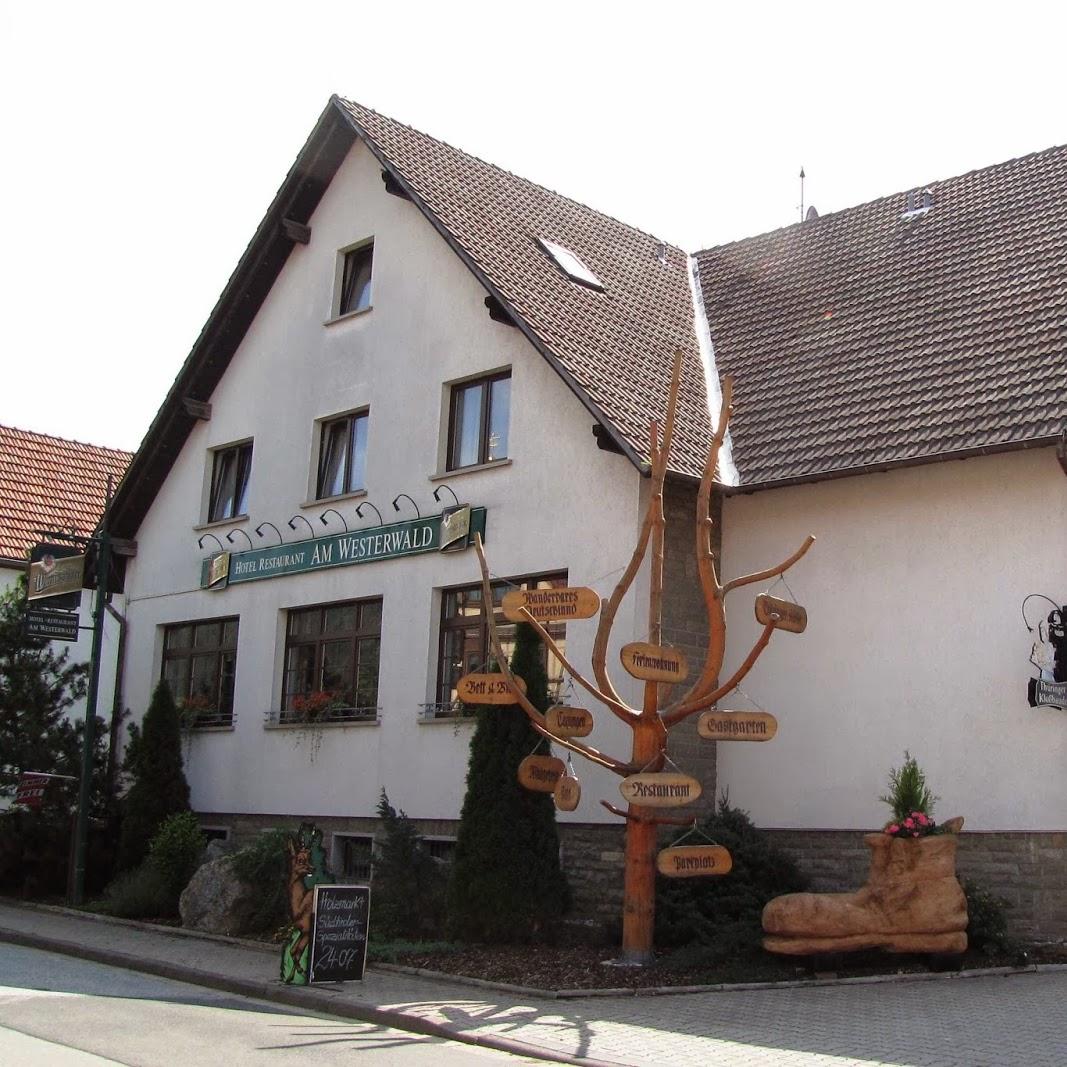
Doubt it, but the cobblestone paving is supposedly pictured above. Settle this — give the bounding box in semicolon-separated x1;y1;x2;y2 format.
1;903;1064;1067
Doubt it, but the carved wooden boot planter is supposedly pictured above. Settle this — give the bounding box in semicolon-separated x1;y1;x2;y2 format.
762;817;968;956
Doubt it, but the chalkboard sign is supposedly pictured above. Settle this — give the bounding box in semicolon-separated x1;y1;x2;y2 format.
309;884;370;983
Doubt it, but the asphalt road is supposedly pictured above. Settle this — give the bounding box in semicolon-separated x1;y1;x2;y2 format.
0;942;543;1066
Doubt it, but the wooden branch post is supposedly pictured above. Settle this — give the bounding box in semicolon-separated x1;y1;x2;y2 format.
468;349;815;964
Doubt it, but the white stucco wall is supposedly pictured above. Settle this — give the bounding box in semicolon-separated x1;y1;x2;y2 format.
718;449;1067;832
122;139;650;825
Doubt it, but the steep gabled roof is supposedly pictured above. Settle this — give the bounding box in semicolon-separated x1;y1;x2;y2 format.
109;99;711;539
334;99;710;476
0;425;132;565
697;145;1067;487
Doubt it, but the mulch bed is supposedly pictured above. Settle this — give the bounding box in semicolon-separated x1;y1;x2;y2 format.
385;941;1067;992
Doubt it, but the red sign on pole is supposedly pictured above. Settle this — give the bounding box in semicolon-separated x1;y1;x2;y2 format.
15;773;51;807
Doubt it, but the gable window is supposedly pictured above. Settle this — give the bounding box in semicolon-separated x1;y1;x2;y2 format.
317;411;369;499
338;241;374;316
208;442;252;522
436;572;566;713
282;598;382;723
447;371;510;470
162;617;239;727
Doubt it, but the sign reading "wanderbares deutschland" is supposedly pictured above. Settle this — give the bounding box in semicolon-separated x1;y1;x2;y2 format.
201;506;486;590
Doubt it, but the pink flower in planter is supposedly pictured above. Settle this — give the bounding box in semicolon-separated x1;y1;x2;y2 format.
903;817;915;829
888;824;900;834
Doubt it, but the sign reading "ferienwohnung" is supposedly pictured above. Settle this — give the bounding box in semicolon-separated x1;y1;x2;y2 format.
201;506;486;589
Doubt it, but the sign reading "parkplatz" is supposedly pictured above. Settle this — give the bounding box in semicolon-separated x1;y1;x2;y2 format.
201;506;486;589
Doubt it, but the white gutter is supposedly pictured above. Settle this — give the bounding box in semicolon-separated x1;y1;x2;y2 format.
687;256;739;486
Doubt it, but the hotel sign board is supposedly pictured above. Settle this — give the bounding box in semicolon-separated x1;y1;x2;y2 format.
202;506;486;589
24;607;81;643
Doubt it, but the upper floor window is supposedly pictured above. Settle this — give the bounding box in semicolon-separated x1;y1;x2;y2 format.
317;411;369;499
281;598;382;723
208;442;252;522
447;371;510;471
337;241;374;316
162;617;239;728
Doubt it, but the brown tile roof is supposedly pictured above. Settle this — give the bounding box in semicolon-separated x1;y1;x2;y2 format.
0;425;132;564
336;99;713;477
696;145;1067;487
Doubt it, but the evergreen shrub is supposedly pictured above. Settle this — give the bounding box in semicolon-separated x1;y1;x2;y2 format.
228;828;294;936
964;880;1017;957
655;795;808;964
99;813;206;919
117;680;190;870
373;791;448;941
446;622;570;943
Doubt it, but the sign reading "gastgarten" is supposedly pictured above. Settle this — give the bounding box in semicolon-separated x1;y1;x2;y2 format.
201;506;486;589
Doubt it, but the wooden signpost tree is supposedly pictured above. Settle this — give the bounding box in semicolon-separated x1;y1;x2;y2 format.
469;352;814;964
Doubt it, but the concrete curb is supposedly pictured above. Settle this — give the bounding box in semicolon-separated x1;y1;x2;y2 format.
0;924;622;1067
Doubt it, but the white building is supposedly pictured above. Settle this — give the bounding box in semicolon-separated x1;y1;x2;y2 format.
108;100;1067;936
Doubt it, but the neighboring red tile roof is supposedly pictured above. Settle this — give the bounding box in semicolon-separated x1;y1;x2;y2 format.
0;425;132;564
336;99;713;477
696;145;1067;486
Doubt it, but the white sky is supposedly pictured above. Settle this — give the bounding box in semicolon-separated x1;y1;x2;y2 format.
2;1;1065;452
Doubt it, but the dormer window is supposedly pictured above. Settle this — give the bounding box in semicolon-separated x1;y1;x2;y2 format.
537;238;604;291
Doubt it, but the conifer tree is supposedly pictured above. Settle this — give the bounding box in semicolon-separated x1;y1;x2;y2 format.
0;579;89;802
117;679;190;870
447;622;570;942
0;578;109;895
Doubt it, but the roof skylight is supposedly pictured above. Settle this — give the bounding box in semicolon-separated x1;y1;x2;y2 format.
537;238;604;291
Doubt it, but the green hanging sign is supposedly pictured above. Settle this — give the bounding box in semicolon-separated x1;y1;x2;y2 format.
201;505;486;590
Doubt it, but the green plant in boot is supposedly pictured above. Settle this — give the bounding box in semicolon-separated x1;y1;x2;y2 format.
879;751;939;827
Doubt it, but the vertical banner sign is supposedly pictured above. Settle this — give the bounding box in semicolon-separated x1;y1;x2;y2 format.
309;885;370;983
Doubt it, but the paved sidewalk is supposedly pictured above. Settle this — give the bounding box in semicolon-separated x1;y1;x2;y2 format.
1;901;1064;1067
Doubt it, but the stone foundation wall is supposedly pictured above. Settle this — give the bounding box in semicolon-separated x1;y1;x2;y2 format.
762;828;1067;943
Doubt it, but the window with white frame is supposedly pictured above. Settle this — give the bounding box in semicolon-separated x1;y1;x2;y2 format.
316;411;369;499
207;441;252;522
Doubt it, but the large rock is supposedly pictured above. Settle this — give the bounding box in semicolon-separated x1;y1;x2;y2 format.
179;855;252;935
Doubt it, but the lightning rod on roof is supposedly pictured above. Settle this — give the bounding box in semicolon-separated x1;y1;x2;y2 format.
798;166;806;223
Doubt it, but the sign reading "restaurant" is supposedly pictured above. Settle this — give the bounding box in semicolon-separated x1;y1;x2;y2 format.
202;507;486;589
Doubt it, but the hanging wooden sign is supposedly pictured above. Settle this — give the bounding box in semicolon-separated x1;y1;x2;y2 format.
697;710;778;742
546;705;593;737
754;594;807;634
620;643;688;683
456;673;526;704
502;587;601;623
553;774;581;811
657;845;733;878
619;772;701;807
518;754;566;792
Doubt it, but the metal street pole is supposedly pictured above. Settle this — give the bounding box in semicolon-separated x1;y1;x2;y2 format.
71;525;110;905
